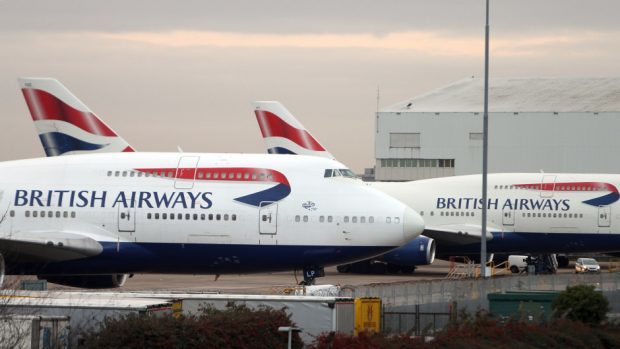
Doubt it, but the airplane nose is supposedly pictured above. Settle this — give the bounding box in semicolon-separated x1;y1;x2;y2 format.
402;207;425;242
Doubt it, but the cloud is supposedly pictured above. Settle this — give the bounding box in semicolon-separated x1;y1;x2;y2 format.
97;30;618;58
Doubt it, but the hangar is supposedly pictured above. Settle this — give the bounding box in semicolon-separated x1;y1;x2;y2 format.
373;77;620;181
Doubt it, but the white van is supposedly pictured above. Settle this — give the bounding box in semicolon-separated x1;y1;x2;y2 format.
508;255;528;273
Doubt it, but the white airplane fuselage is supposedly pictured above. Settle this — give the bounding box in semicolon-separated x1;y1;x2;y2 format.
0;152;422;276
371;173;620;257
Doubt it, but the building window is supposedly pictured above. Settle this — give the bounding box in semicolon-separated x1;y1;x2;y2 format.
390;133;420;148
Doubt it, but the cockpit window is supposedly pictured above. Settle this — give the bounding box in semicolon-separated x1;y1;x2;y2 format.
324;168;358;178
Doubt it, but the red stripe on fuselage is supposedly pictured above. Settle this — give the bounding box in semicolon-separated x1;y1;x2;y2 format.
134;167;290;186
255;110;325;151
22;88;116;137
514;182;618;193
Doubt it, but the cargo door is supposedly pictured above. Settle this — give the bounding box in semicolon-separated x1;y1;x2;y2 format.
259;201;277;235
540;175;556;198
175;156;200;189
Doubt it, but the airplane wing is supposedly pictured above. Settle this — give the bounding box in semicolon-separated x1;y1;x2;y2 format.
423;224;495;245
0;231;103;263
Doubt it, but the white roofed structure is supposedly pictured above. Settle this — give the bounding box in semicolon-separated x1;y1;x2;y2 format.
374;77;620;181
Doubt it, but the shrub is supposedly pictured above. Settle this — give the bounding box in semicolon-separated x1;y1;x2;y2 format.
80;304;302;349
552;284;610;325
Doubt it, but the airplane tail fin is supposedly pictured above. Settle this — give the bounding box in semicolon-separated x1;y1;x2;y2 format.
252;101;334;159
19;77;135;156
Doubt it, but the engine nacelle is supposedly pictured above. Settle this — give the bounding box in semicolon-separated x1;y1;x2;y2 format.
382;236;436;266
38;274;129;289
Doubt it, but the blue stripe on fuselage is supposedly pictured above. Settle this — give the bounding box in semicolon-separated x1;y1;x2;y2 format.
436;231;620;257
6;242;395;275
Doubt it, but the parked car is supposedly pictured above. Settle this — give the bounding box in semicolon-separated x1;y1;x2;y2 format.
575;257;601;273
508;255;528;274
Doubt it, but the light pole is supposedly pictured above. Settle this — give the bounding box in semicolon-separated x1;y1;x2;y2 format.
480;0;490;277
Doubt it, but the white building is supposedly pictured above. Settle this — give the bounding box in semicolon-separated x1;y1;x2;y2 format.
374;77;620;181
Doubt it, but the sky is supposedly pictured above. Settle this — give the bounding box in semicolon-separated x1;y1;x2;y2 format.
1;1;619;172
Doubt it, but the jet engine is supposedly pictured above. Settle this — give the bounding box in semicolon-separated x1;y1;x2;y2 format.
382;236;436;266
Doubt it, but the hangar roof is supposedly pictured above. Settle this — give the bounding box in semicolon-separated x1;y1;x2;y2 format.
382;77;620;113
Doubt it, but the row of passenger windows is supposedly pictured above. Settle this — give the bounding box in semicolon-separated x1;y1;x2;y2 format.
146;212;237;221
495;184;603;191
380;159;455;168
11;210;77;218
293;215;401;224
106;170;275;181
521;212;584;218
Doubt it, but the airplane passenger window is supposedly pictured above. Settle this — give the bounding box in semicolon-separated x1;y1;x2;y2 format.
155;213;160;219
162;213;167;219
40;211;46;218
471;212;475;217
328;216;333;223
63;211;68;218
360;217;366;223
580;214;583;218
344;216;349;223
33;211;38;217
209;214;213;220
120;213;126;219
206;173;212;179
186;214;190;220
137;172;143;177
232;214;237;221
170;213;175;220
201;214;205;220
369;216;374;223
440;212;444;216
9;210;14;217
222;214;228;221
319;216;325;223
25;211;30;217
386;217;391;223
430;212;434;216
244;173;249;179
122;171;127;177
48;211;53;218
178;213;182;220
147;213;152;219
295;215;300;222
236;173;242;179
215;214;221;220
194;214;199;220
214;173;219;179
115;171;120;177
395;217;400;224
107;171;112;177
198;172;204;179
303;215;308;222
352;217;357;223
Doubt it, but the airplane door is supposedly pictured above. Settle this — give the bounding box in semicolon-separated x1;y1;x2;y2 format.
502;209;515;226
540;175;556;198
175;156;200;189
118;205;136;233
598;206;611;228
259;202;277;235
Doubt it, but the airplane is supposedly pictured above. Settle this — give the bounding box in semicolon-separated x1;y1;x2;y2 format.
3;86;425;290
251;101;620;270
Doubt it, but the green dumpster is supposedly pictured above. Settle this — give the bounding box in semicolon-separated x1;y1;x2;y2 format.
488;291;560;321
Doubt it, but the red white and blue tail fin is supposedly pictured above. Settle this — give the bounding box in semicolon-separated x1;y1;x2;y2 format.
252;101;333;159
19;77;135;156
